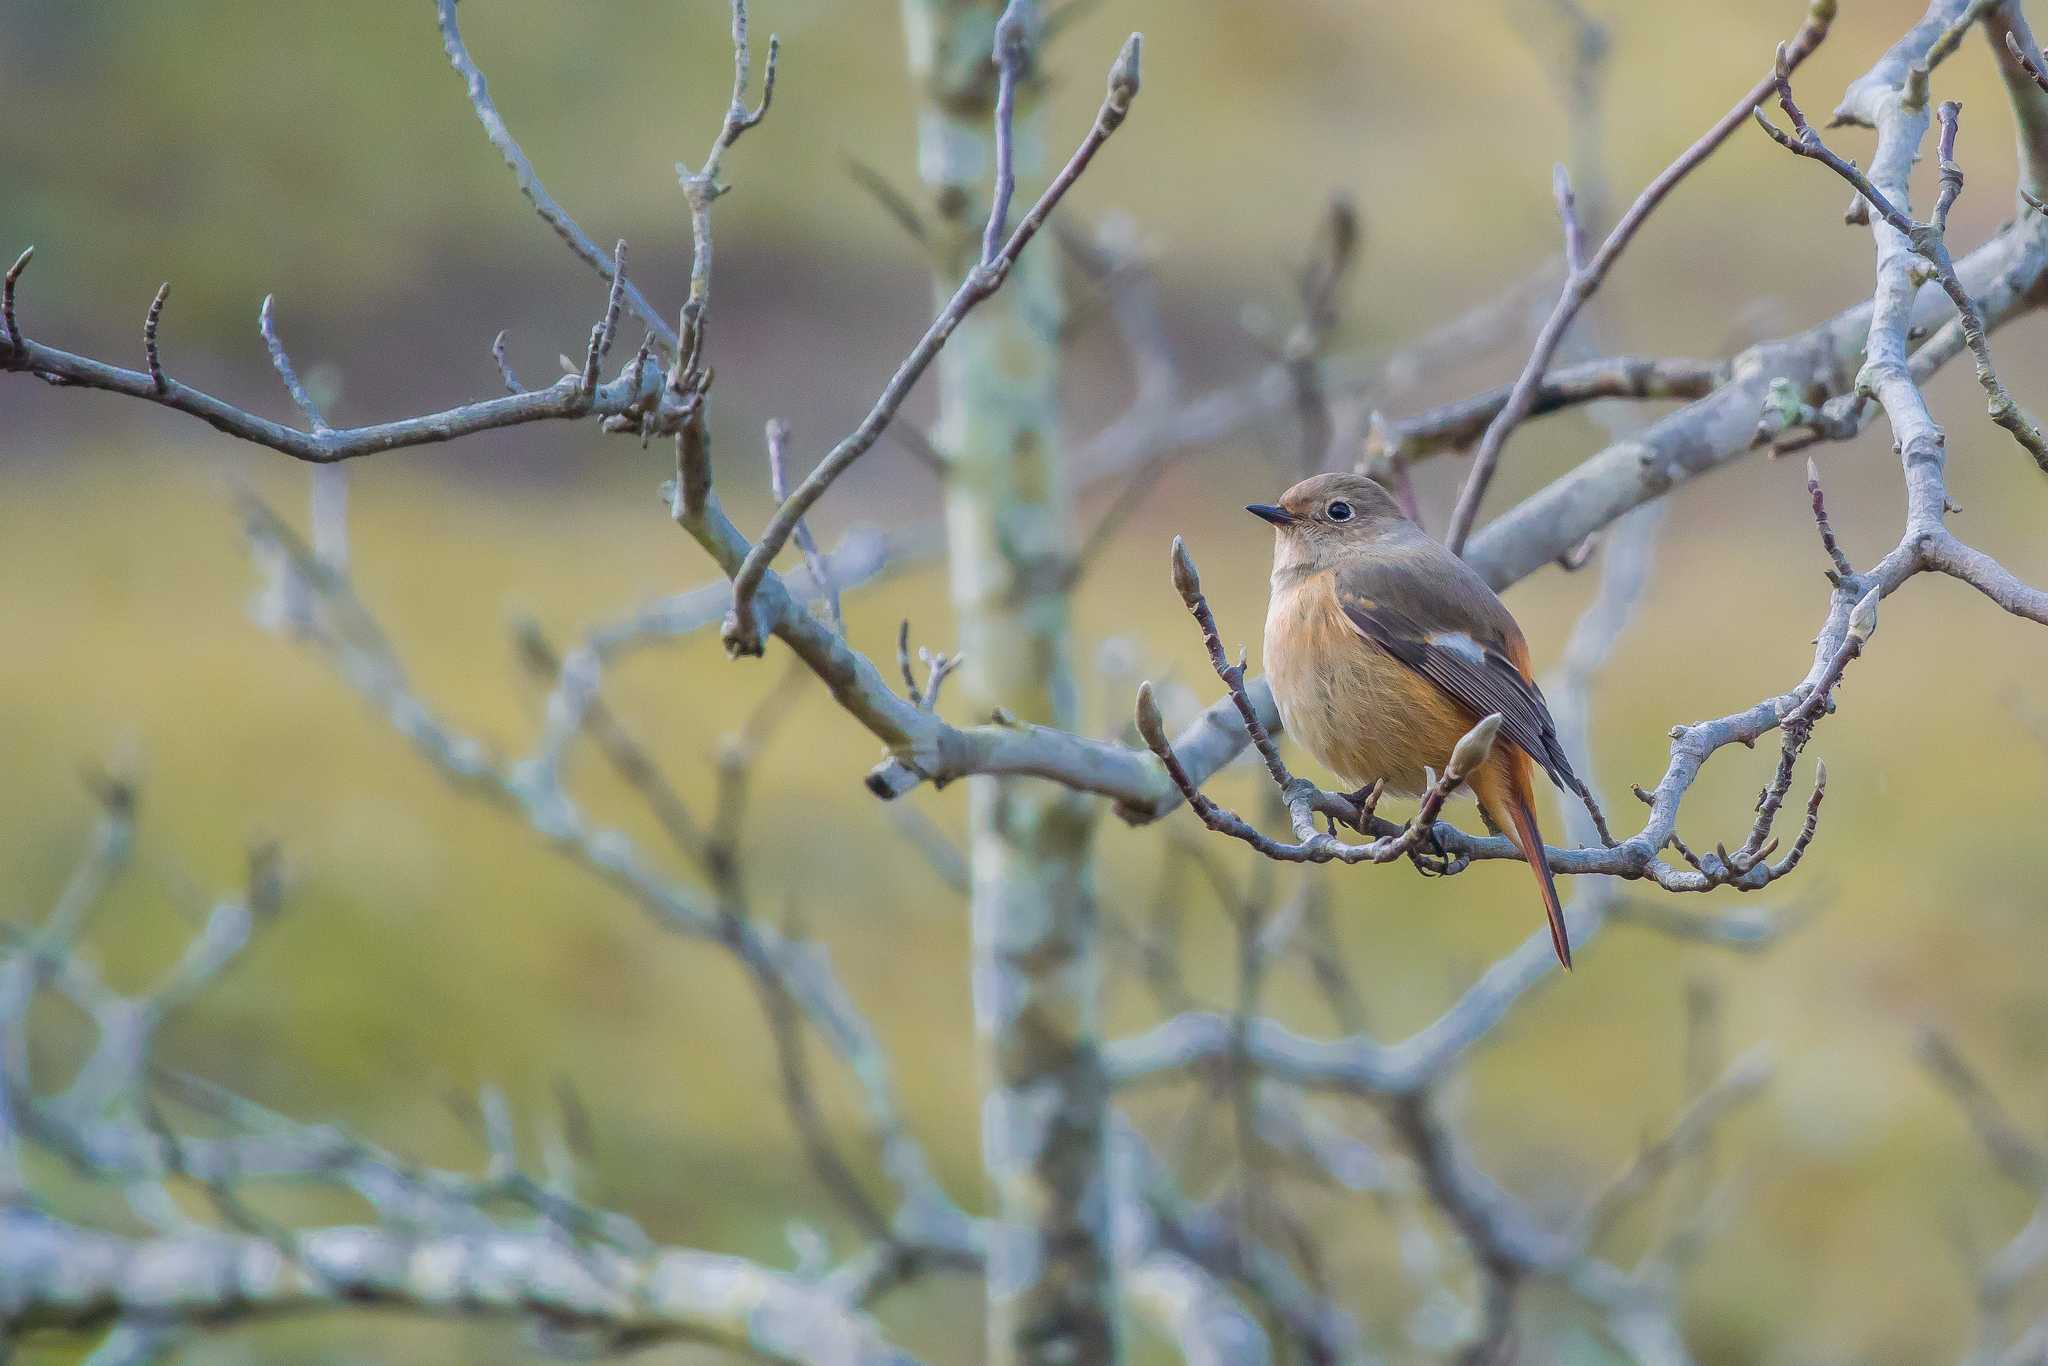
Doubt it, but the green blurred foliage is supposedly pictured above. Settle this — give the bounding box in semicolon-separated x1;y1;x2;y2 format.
7;0;2048;1361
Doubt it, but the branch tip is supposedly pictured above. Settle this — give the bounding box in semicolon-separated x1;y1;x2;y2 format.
144;282;170;393
258;293;329;434
3;244;32;348
1169;535;1200;602
1110;32;1143;105
1446;713;1504;784
491;330;522;394
1134;680;1167;751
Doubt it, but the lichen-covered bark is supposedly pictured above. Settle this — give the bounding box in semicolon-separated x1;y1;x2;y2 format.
900;3;1117;1361
0;1212;916;1366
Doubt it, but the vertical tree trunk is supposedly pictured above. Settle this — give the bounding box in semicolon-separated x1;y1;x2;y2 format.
898;4;1119;1362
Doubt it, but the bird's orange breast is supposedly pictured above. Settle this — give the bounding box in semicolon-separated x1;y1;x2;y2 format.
1263;569;1482;795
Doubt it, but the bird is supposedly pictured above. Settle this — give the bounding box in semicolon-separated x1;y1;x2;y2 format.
1249;472;1584;969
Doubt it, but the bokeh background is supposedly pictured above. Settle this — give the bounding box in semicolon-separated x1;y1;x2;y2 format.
7;2;2048;1361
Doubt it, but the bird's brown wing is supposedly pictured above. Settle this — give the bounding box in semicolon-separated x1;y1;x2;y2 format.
1332;550;1584;796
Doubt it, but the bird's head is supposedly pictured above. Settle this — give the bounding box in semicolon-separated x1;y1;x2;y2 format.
1247;472;1408;573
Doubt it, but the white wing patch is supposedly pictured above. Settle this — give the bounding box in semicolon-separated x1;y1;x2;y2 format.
1427;631;1488;665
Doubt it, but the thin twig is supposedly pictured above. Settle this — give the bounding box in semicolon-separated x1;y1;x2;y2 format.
491;330;522;394
2;246;29;350
1553;163;1587;273
578;240;629;403
983;0;1035;266
143;283;169;394
766;419;843;633
1806;457;1854;578
257;295;327;433
433;0;677;349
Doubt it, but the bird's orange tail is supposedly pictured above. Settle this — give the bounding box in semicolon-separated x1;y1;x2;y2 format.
1503;795;1572;971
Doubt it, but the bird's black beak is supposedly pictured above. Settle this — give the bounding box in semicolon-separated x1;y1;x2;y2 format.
1246;503;1296;527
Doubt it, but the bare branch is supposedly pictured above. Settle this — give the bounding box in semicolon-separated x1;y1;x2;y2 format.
1113;990;1773;1357
1759;76;2048;471
1364;355;1723;467
433;0;676;348
1465;217;2045;584
237;496;974;1257
1441;0;1838;553
4;322;667;463
1833;0;1983;121
0;1212;919;1365
720;33;1143;656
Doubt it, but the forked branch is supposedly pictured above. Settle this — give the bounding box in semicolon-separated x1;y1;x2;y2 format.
718;32;1144;656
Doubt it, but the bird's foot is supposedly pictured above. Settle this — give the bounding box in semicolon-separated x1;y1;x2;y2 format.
1406;822;1458;877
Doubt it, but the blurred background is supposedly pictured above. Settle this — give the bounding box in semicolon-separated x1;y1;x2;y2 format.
7;1;2048;1361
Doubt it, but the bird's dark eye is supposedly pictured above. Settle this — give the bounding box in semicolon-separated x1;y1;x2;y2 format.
1326;500;1354;522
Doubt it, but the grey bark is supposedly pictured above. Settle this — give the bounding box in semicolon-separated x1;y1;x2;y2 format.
0;1211;916;1366
900;3;1119;1362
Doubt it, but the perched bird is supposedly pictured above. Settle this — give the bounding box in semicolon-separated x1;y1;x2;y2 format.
1250;473;1584;969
